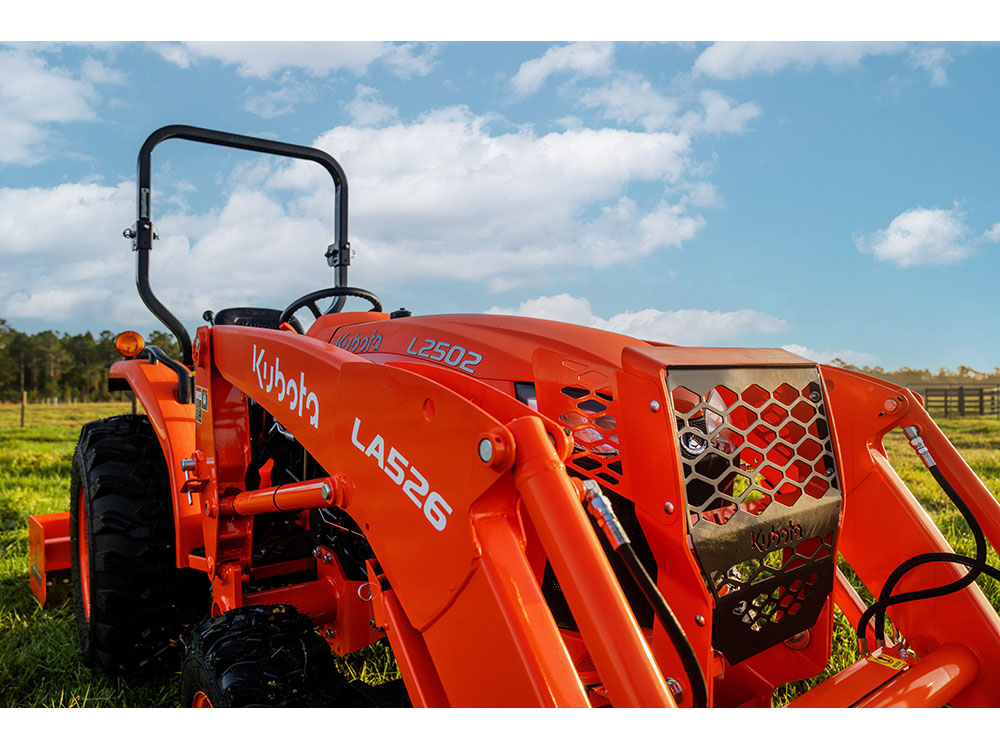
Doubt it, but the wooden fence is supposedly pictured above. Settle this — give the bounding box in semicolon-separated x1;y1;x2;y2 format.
907;384;1000;419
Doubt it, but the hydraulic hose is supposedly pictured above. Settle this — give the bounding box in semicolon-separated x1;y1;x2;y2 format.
857;427;996;649
582;480;708;707
615;541;709;708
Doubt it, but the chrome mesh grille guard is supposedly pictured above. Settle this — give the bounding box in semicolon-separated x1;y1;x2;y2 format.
666;366;843;665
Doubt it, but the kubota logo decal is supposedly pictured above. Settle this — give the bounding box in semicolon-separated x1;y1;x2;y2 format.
351;417;453;531
334;328;382;354
252;345;320;428
749;521;803;553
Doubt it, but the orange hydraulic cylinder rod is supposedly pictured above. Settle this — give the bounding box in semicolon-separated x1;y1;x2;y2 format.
855;643;980;707
225;477;345;516
507;416;675;708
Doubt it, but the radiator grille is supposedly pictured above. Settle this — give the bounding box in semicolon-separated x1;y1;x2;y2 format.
667;367;842;664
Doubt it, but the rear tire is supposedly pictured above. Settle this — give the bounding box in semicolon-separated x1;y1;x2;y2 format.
70;414;208;679
181;604;337;707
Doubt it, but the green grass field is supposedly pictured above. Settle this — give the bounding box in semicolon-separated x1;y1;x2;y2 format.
1;403;998;707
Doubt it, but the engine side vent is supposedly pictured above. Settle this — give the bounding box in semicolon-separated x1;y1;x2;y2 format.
558;386;623;484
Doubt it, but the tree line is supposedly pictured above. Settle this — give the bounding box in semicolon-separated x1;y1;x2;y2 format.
0;320;180;403
829;359;1000;387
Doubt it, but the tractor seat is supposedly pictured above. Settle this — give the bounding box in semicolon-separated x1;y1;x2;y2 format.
207;307;303;333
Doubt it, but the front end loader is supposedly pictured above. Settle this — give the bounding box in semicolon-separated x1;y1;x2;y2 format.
29;125;1000;707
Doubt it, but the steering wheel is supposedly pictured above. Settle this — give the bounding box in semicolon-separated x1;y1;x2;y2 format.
279;286;383;329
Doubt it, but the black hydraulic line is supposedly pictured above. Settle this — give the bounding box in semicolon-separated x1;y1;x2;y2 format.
615;542;709;708
856;434;992;648
582;480;707;707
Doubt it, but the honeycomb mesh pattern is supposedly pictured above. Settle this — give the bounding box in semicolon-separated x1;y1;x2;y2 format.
557;386;624;486
666;366;843;664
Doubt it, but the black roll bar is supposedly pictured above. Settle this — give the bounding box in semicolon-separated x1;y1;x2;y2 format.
129;124;351;365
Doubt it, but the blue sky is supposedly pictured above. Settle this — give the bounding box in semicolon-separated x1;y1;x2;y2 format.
1;39;998;371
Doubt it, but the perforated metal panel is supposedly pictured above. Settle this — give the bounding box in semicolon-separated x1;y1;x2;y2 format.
666;367;842;665
557;386;624;486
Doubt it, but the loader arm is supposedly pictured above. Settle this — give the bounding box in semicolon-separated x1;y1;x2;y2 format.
198;324;675;706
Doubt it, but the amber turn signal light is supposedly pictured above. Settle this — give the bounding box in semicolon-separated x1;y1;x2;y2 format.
115;330;145;358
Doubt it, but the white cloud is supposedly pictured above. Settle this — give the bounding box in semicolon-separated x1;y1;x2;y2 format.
0;47;122;164
684;182;722;208
854;207;975;267
576;72;759;135
0;107;713;327
243;73;316;119
780;344;880;367
693;42;906;80
0;182;135;321
279;107;702;290
0;48;97;123
0;180;335;327
80;56;126;86
679;90;762;134
381;42;441;79
151;42;438;79
909;46;952;87
982;222;1000;243
486;293;788;345
0;115;47;165
346;85;398;127
147;42;193;69
578;72;680;131
511;42;614;96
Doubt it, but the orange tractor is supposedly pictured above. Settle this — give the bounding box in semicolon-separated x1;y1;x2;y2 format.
28;125;1000;707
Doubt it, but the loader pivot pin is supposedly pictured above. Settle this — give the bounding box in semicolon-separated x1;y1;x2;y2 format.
478;438;493;463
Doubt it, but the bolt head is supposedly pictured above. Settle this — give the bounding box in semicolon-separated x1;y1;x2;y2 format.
664;502;675;515
321;482;332;500
883;398;899;413
695;614;706;626
664;678;684;704
478;438;494;463
650;400;661;413
784;629;811;650
809;390;822;402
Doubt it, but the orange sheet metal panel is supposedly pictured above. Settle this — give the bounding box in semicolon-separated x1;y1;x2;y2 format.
28;512;70;607
109;358;199;567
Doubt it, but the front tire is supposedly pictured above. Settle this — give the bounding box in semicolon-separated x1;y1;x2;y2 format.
70;414;208;679
181;605;337;707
